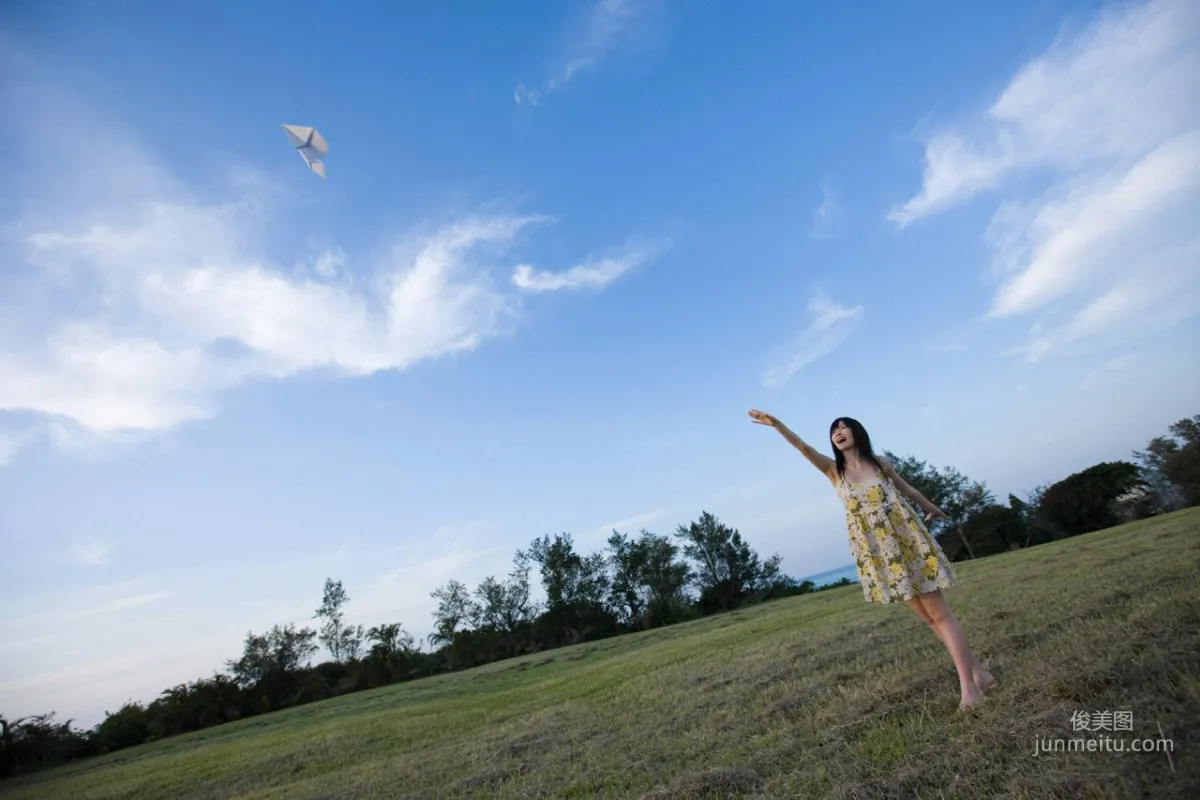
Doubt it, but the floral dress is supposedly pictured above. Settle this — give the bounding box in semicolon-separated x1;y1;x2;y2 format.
836;470;956;604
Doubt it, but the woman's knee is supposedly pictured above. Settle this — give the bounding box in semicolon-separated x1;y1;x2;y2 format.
905;598;934;624
918;591;951;623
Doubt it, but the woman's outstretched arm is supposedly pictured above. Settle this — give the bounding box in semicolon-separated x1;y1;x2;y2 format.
879;456;946;521
748;409;837;482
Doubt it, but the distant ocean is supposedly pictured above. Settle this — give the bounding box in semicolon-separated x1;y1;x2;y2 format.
798;563;860;587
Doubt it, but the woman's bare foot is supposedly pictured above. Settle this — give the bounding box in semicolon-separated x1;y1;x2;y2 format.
958;682;986;710
973;662;995;691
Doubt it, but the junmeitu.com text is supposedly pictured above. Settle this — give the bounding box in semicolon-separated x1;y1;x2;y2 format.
1032;734;1175;757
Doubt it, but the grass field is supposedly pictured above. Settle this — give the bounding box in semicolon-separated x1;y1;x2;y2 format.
4;509;1198;799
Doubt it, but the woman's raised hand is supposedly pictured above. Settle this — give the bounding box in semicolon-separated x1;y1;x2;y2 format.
748;409;780;427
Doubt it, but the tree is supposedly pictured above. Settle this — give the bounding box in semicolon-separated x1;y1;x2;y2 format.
364;623;418;683
1037;461;1146;535
527;534;582;610
607;529;692;629
90;702;152;753
343;626;365;662
473;552;536;636
673;512;782;612
313;579;363;663
1134;414;1200;509
1017;483;1065;546
143;673;243;739
224;623;318;712
607;531;648;624
959;504;1020;557
638;532;693;625
428;579;475;650
574;552;613;614
466;553;538;661
883;452;996;560
0;713;89;775
527;533;616;645
0;715;14;778
367;623;417;659
226;623;319;688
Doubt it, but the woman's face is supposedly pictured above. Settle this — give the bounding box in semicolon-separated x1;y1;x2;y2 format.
831;420;855;452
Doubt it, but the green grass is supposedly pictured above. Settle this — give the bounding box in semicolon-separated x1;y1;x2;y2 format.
6;509;1199;799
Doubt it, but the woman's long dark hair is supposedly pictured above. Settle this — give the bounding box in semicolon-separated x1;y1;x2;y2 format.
830;417;883;477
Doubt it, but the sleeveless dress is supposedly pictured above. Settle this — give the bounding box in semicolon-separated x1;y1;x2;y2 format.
835;470;956;604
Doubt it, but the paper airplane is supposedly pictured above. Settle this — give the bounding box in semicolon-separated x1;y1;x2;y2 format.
282;124;328;178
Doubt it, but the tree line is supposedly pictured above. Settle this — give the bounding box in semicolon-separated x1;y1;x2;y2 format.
893;414;1198;560
3;413;1196;779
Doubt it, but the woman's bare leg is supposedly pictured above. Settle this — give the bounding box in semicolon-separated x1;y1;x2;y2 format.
907;596;993;691
912;590;990;708
905;597;945;644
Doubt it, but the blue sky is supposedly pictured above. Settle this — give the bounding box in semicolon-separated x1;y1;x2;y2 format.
2;0;1198;727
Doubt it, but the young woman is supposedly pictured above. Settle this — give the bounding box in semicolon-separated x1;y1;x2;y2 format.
748;409;993;709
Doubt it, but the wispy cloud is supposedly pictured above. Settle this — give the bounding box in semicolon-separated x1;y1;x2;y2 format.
591;509;668;539
762;292;864;387
889;0;1200;360
69;541;113;567
377;542;498;588
807;181;842;240
0;591;258;729
312;247;345;279
0;535;509;727
87;591;170;615
429;519;490;542
0;585;169;632
511;239;669;293
0;427;35;466
515;0;653;106
1081;352;1140;391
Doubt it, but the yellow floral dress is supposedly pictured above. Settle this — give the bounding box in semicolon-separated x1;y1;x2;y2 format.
836;471;956;604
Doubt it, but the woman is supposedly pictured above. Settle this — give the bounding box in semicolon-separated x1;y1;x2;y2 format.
748;409;993;709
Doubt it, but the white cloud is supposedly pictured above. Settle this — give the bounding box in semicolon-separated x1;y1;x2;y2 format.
2;209;538;435
515;0;652;105
1064;239;1200;339
986;132;1200;319
889;0;1200;360
69;541;113;567
762;293;863;387
807;181;842;240
511;240;667;293
889;0;1199;225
